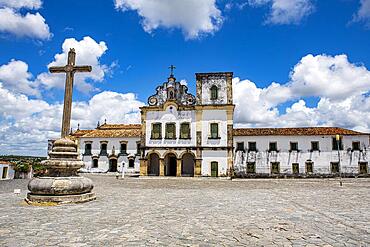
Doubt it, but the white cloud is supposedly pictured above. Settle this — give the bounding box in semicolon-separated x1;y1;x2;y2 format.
0;60;39;96
0;7;51;39
353;0;370;27
0;84;144;156
233;54;370;131
289;54;370;100
114;0;223;39
0;0;42;10
248;0;314;25
37;36;109;93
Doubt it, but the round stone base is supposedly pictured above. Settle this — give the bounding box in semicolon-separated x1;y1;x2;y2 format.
26;192;96;205
28;176;94;195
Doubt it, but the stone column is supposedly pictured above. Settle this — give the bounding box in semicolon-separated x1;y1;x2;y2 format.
159;158;165;176
195;159;202;177
176;158;182;177
140;159;147;176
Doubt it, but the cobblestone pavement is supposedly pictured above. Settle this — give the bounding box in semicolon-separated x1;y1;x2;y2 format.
0;176;369;247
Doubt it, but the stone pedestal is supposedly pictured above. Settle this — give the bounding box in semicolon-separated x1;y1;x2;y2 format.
26;138;96;204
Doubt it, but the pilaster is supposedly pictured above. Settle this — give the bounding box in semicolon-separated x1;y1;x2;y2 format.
160;158;165;176
176;159;182;177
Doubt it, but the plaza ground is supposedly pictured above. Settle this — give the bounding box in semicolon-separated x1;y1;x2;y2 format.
0;175;369;246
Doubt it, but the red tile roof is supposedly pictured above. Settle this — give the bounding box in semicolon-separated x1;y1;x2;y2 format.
233;127;368;136
74;124;141;138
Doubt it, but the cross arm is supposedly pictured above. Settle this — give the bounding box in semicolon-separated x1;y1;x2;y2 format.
49;66;67;73
73;66;92;72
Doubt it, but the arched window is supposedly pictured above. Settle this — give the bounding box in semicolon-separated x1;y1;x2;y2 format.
210;85;218;100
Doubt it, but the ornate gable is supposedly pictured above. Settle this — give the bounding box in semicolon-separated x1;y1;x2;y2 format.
148;75;196;107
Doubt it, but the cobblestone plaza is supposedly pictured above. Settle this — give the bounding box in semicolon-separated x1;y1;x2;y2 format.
1;176;369;246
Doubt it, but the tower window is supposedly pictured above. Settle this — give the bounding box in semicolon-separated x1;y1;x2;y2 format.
210;123;219;139
210;85;218;100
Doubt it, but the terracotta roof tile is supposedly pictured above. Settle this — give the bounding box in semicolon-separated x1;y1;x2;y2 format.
233;127;368;136
76;124;141;138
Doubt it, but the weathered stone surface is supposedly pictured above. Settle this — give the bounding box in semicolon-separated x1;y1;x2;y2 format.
27;176;94;195
2;176;369;246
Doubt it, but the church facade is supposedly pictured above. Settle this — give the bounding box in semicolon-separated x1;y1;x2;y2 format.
72;72;370;177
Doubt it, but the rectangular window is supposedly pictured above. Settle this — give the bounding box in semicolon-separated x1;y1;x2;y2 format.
331;162;340;173
290;142;298;151
269;142;277;152
271;162;280;174
100;143;107;155
248;142;257;152
151;123;162;139
120;143;127;154
292;163;299;174
236;142;244;152
180;123;190;139
306;162;313;174
165;123;176;139
332;137;343;150
210;123;219;139
311;141;319;151
247;162;256;174
85;143;92;155
352;141;360;151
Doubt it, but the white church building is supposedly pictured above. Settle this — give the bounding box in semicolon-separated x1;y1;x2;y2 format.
71;72;370;177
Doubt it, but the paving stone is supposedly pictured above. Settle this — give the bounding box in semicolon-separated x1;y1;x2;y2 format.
0;176;369;246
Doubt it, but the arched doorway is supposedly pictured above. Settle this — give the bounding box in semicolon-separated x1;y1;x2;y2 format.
109;159;117;172
165;153;177;176
181;153;195;177
148;153;160;176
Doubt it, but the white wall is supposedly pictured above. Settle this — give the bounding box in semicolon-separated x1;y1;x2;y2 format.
233;135;370;175
201;110;228;147
201;77;228;105
80;137;140;173
201;150;228;176
146;105;197;147
0;164;15;180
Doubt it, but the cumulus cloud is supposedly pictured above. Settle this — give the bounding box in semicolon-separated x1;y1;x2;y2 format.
0;0;42;10
248;0;315;25
0;84;144;156
233;54;370;132
0;7;51;39
0;60;39;96
37;36;109;93
353;0;370;27
114;0;223;39
0;0;51;40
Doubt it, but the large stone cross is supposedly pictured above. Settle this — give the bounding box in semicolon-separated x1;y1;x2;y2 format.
49;48;92;138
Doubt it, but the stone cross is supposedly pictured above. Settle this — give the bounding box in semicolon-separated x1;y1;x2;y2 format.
49;48;92;138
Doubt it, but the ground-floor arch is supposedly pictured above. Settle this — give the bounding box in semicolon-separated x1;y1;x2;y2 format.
181;153;195;177
165;153;177;176
148;153;160;176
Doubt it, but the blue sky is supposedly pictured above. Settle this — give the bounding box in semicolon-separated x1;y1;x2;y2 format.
1;0;370;155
